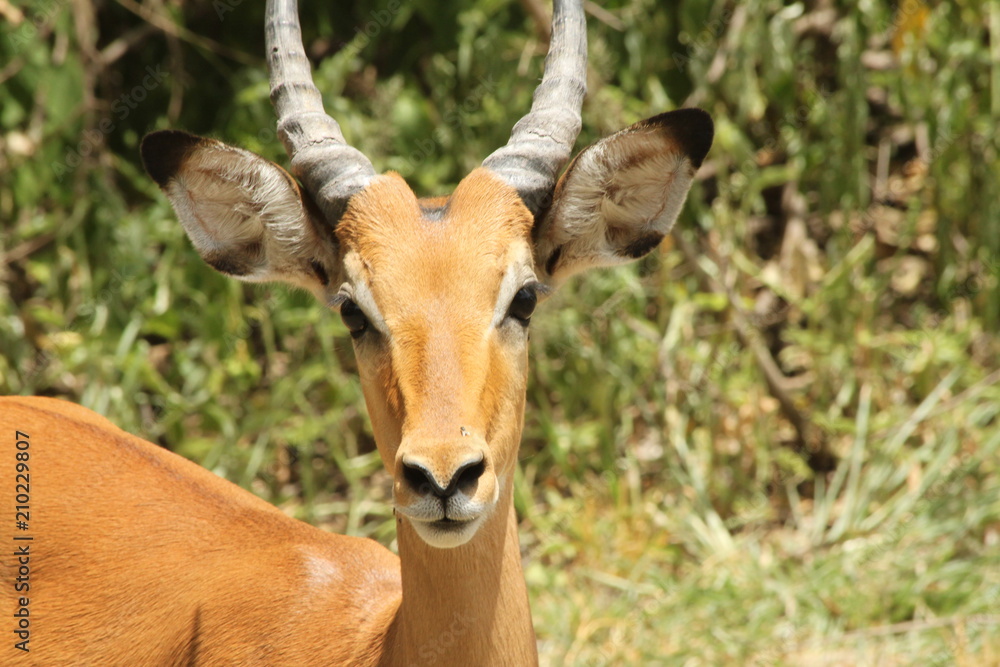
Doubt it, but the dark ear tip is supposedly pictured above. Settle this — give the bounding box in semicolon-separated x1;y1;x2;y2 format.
642;108;714;169
140;130;204;187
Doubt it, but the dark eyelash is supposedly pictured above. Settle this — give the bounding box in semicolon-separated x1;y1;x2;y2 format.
524;281;550;297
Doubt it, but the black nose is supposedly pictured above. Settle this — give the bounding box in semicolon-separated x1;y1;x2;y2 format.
402;455;486;498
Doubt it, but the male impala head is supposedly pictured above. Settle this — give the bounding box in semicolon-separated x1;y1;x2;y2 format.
141;0;712;549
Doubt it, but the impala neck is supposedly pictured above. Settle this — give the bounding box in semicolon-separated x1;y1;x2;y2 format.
385;486;536;666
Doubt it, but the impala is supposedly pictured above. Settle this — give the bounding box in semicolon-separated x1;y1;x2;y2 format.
1;0;711;663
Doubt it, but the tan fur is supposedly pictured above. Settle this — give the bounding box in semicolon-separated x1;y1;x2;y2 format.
338;169;539;663
1;396;400;666
7;110;708;664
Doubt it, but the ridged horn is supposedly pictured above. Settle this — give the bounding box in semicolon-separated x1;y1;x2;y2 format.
266;0;375;222
481;0;587;215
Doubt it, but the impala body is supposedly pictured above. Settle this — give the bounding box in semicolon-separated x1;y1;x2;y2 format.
1;0;711;664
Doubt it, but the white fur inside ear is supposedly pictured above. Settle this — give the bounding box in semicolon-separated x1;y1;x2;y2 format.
163;141;323;283
537;128;697;282
599;143;692;236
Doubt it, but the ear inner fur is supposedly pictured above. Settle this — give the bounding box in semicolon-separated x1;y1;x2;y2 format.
141;131;340;293
532;108;714;284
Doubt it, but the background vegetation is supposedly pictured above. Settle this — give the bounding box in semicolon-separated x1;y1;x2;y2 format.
2;0;998;663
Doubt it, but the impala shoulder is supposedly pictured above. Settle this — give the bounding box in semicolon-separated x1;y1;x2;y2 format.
212;539;400;665
1;395;122;432
287;537;401;611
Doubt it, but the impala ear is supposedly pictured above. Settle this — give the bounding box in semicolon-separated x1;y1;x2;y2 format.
533;108;713;286
141;130;340;295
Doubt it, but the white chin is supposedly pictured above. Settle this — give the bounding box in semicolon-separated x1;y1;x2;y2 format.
410;516;485;549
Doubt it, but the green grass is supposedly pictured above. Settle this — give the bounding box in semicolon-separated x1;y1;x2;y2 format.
2;0;999;663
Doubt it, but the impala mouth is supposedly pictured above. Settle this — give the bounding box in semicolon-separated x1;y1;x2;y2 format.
392;465;502;548
432;517;473;530
407;514;485;549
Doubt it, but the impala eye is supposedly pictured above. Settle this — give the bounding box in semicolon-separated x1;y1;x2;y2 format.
340;299;369;339
507;285;538;325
